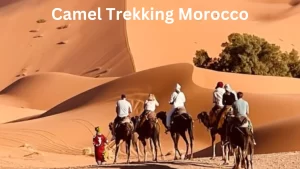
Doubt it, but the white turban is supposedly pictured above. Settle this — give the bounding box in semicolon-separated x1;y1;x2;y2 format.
175;83;181;92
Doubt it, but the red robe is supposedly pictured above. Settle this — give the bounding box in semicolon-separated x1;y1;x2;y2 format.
93;133;108;163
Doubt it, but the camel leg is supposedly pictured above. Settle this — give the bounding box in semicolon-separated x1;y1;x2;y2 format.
156;131;165;160
221;143;225;160
233;147;236;166
126;138;131;164
149;139;154;161
211;131;216;160
113;139;121;164
175;133;182;160
132;136;140;162
152;129;159;162
141;140;147;163
171;132;179;160
152;138;158;162
180;131;189;160
250;142;254;169
232;147;240;169
188;120;194;160
223;144;229;165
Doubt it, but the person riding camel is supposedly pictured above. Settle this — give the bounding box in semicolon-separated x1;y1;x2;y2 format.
209;82;226;128
111;94;132;141
165;83;186;133
135;94;159;130
224;84;238;100
93;126;108;165
217;84;237;130
230;92;256;145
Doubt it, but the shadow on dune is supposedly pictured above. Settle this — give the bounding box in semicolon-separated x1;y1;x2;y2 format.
254;4;300;21
90;163;176;169
0;0;20;8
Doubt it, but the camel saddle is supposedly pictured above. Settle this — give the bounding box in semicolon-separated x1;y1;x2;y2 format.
143;110;157;121
171;107;188;122
116;116;134;130
228;115;249;128
137;111;157;129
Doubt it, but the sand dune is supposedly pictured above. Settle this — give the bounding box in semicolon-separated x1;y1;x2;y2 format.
0;73;117;110
0;0;134;90
0;0;300;168
126;0;300;72
2;63;300;156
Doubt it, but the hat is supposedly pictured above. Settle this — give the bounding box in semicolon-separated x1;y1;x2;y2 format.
216;82;224;88
95;126;100;132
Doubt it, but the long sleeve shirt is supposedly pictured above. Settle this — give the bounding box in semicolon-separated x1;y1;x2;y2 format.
169;91;186;108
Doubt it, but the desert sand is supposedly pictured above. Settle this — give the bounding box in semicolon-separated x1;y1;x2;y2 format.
0;0;300;168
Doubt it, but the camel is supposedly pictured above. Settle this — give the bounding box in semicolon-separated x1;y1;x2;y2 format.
226;115;254;169
131;111;164;162
197;111;231;164
108;117;136;164
156;108;194;160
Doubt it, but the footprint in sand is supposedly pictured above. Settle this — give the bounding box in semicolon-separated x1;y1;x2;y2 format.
81;67;110;77
57;40;68;45
33;35;43;38
29;29;39;33
15;68;28;78
36;19;46;24
57;24;70;30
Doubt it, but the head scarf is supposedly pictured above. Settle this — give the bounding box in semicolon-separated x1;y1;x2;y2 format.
224;84;232;92
215;82;224;89
175;83;181;92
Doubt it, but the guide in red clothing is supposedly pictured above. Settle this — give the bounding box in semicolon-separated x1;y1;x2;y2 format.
93;126;108;165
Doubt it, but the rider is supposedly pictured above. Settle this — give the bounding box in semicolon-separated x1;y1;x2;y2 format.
217;84;237;130
224;84;238;100
111;94;132;141
165;83;186;133
209;82;226;128
135;94;159;130
231;92;256;145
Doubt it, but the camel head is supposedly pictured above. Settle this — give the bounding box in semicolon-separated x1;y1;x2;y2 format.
108;122;113;132
130;116;139;126
197;111;210;129
156;111;166;120
156;111;167;127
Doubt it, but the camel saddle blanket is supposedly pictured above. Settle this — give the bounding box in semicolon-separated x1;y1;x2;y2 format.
144;111;157;121
217;106;233;129
117;117;134;129
120;117;131;124
232;115;249;128
175;107;187;115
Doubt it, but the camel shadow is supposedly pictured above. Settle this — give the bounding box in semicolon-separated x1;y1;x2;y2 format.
76;160;232;169
86;163;176;169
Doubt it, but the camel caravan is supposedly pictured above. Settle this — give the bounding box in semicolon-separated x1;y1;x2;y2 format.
94;82;255;169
